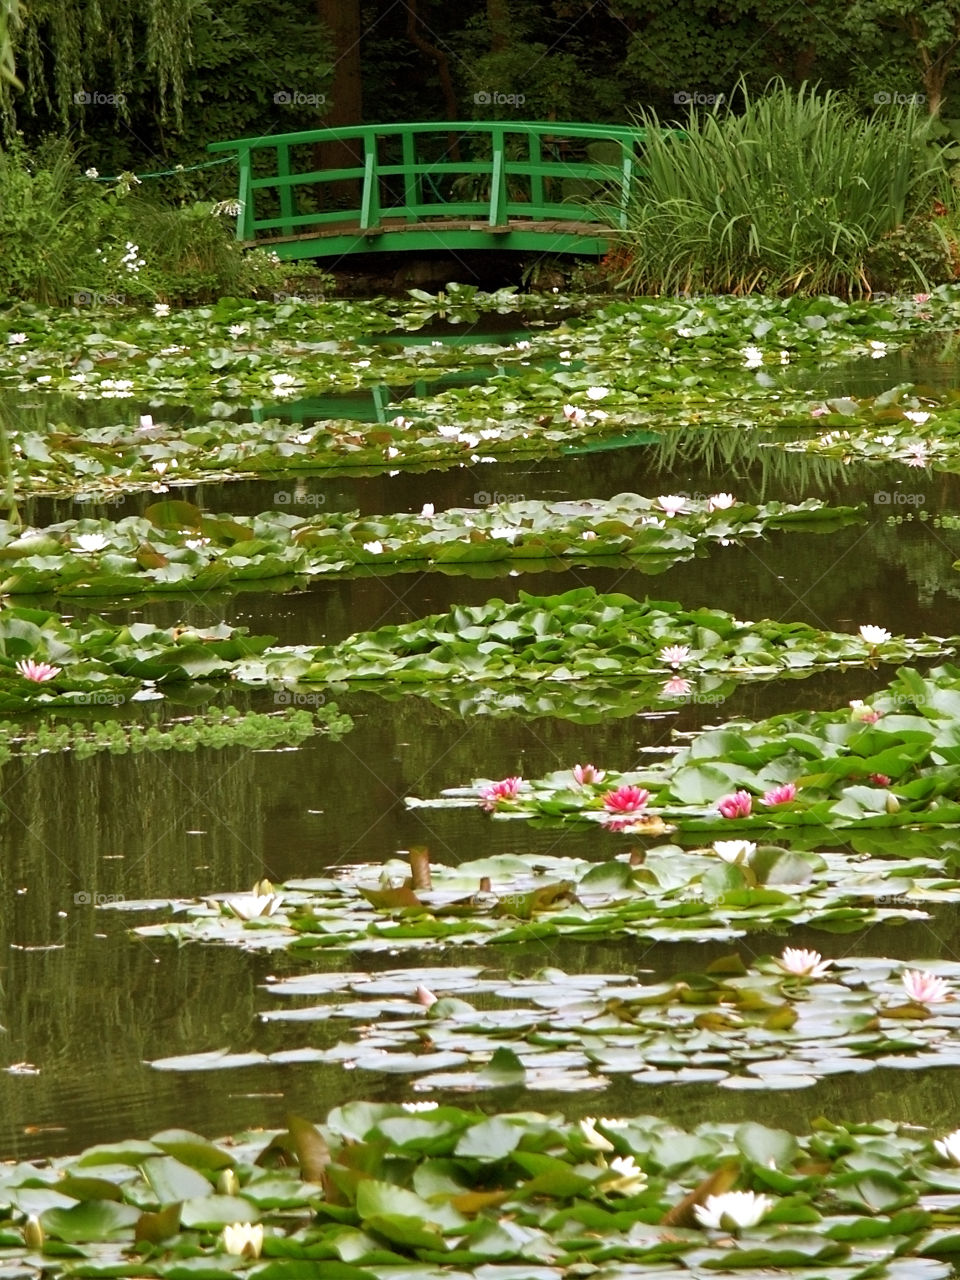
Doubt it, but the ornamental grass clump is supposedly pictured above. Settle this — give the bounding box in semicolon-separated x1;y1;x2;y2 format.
613;80;945;297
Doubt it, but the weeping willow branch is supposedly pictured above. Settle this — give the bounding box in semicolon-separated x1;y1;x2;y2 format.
2;0;197;129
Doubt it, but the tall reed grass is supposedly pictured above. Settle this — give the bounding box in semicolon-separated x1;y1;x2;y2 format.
611;82;948;296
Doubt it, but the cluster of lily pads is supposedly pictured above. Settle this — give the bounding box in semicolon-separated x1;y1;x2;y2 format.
131;840;935;953
0;703;350;764
3;1103;960;1278
146;950;960;1093
0;606;272;711
241;587;948;704
411;664;960;832
0;494;861;598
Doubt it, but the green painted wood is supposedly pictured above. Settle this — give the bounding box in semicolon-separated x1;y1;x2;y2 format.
208;120;678;257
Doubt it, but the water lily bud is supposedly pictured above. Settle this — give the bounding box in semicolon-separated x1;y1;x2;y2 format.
416;985;438;1007
22;1215;44;1250
221;1222;263;1259
217;1168;240;1196
886;793;901;814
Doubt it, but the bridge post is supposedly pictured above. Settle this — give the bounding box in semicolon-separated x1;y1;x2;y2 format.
276;142;296;231
618;139;634;230
528;129;544;212
360;131;381;232
401;129;420;223
236;146;255;241
489;127;507;228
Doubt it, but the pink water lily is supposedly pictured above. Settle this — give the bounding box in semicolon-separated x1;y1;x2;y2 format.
659;644;690;668
849;700;881;724
657;494;686;517
902;969;952;1004
573;763;606;786
602;785;650;814
15;659;61;683
913;292;931;303
762;782;797;807
479;776;522;811
717;790;752;819
869;773;891;787
562;403;587;424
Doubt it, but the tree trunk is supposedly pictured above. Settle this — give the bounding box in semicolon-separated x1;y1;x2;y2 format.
315;0;364;208
488;0;512;53
405;0;461;158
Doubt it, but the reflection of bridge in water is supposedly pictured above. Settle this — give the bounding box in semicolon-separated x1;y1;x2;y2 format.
208;120;679;261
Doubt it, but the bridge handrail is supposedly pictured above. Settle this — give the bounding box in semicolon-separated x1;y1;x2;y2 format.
207;119;660;154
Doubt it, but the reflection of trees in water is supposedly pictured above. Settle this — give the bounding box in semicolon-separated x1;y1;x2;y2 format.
644;426;849;501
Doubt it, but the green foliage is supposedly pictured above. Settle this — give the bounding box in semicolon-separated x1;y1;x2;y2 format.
615;81;946;296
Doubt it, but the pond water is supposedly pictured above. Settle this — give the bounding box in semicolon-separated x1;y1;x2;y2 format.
1;307;960;1169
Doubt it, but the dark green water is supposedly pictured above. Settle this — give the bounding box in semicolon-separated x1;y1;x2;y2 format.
1;333;959;1160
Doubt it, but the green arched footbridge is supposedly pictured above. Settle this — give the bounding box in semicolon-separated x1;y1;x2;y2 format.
207;120;675;261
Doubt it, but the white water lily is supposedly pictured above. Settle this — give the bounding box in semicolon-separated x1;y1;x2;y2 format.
586;386;610;400
707;492;735;511
712;840;755;864
420;503;435;518
391;415;413;429
562;403;587;423
489;526;519;543
271;373;297;387
153;303;170;317
904;410;931;424
221;1223;263;1258
362;540;384;555
185;538;211;551
75;533;109;553
859;624;891;646
742;345;764;367
934;1129;960;1165
778;947;832;978
221;892;283;921
139;414;154;430
579;1117;615;1151
7;332;26;345
694;1190;774;1230
228;324;247;338
600;1155;647;1196
657;494;686;517
402;1099;439;1112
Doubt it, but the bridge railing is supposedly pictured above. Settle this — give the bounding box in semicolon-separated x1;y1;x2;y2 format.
207;121;677;246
